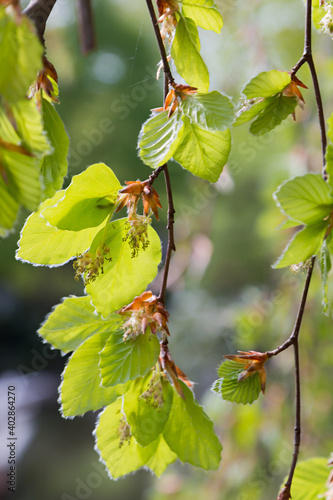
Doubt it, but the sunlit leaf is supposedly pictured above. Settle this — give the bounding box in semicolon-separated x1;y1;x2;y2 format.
16;191;104;266
0;174;19;237
233;98;271;127
0;106;42;210
273;222;328;268
42;163;121;231
243;70;291;99
0;6;43;102
95;398;177;479
249;95;297;135
60;330;130;417
181;0;223;33
171;16;209;92
41;99;69;199
181;91;234;131
11;97;52;157
213;360;262;404
139;110;184;169
274;174;333;225
100;328;160;387
38;295;122;353
86;219;161;318
288;457;329;500
173;116;231;182
163;381;222;470
124;373;174;447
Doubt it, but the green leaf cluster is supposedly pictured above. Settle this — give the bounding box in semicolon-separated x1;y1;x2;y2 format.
139;90;233;182
234;70;297;135
212;360;262;404
0;6;69;237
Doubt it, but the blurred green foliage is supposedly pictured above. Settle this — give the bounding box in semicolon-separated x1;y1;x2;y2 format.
2;0;333;498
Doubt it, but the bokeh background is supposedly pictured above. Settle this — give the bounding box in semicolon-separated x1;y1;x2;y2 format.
1;0;333;498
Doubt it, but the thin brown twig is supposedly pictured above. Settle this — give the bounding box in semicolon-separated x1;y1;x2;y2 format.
272;0;328;496
23;0;57;42
145;0;175;87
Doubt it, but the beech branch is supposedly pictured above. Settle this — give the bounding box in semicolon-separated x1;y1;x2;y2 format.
272;0;328;496
145;0;176;304
23;0;57;42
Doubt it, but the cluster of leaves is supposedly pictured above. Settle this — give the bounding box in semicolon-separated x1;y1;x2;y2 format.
0;3;68;237
4;0;333;491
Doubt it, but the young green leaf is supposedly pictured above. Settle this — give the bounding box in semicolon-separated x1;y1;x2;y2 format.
163;381;222;470
0;174;19;237
60;330;130;417
95;399;177;479
326;144;333;192
274;174;333;225
16;191;105;266
100;328;160;387
41;99;69;199
10;97;52;157
213;360;262;404
243;70;291;99
38;295;122;353
181;0;223;33
173;116;231;182
41;163;121;231
124;372;174;447
233;98;271;127
273;222;328;269
287;458;329;500
138;110;185;169
0;107;42;210
171;16;209;92
249;95;297;135
85;219;162;318
0;7;43;102
181;91;234;131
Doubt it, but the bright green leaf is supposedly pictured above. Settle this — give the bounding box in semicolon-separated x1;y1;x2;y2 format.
181;91;234;131
41;99;69;199
181;0;223;33
86;219;161;318
95;398;177;479
173;116;231;182
274;173;333;225
273;222;328;269
233;98;271;127
42;163;121;231
171;16;209;92
0;7;43;102
139;110;184;169
289;457;329;500
124;373;174;447
0;106;42;210
249;95;297;135
326;144;333;192
100;328;160;387
10;97;52;157
243;70;291;99
16;191;104;266
0;174;19;237
60;330;131;417
163;381;222;470
38;295;122;353
213;360;261;404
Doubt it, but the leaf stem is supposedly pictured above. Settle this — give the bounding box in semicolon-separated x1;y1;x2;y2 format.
23;0;58;42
